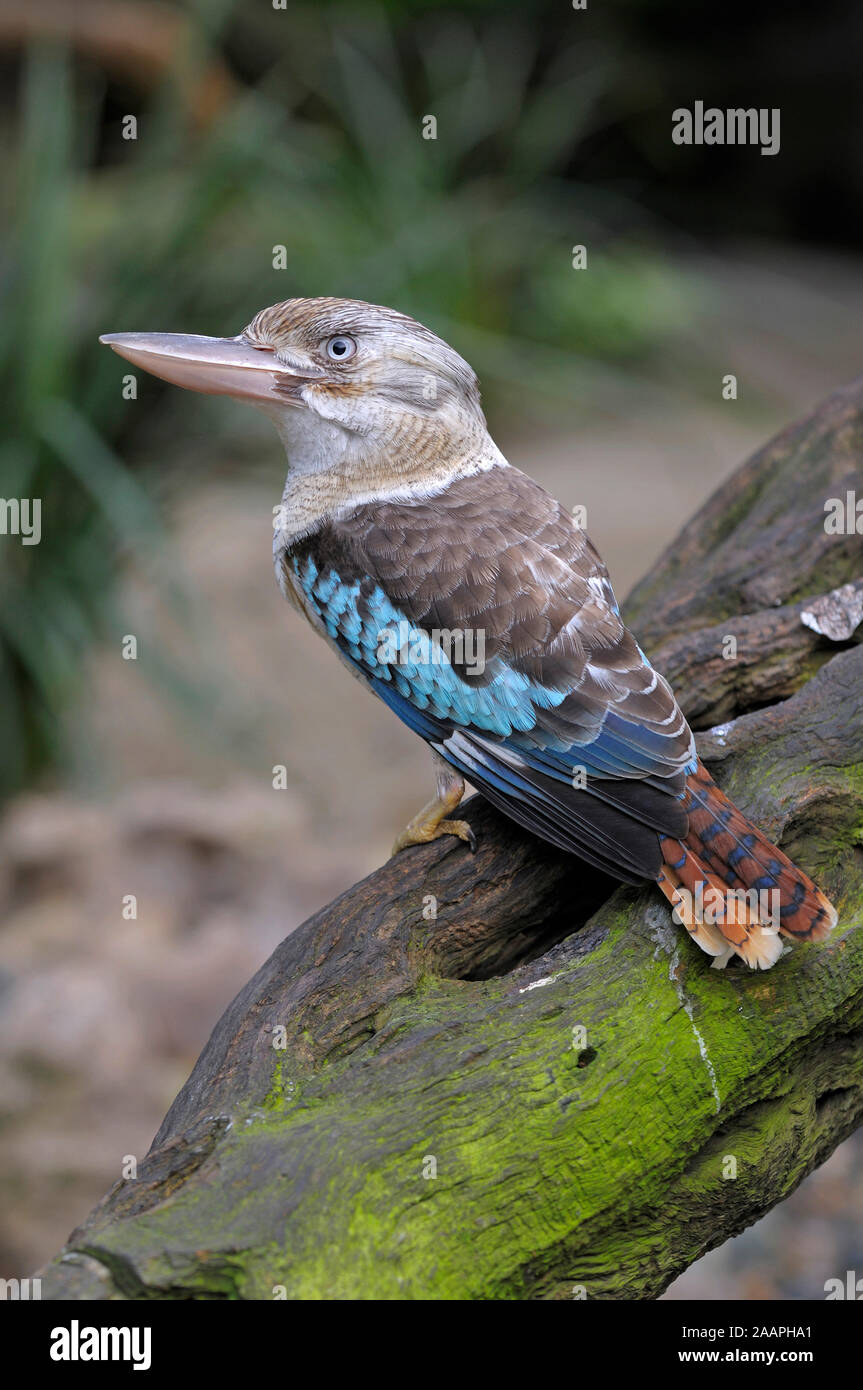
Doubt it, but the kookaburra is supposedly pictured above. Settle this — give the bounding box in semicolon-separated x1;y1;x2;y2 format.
101;297;836;969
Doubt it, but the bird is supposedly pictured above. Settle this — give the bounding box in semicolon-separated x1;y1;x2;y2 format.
101;297;837;969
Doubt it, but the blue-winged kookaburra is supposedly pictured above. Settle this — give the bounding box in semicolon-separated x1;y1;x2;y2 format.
101;298;836;969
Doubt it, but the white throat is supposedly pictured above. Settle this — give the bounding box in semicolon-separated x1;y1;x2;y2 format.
268;400;509;549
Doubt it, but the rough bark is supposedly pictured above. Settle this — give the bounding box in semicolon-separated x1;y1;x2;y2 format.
40;380;863;1301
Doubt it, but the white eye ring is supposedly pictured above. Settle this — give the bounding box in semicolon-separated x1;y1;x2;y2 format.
325;335;357;362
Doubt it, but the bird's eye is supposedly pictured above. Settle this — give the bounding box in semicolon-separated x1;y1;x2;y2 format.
325;335;357;362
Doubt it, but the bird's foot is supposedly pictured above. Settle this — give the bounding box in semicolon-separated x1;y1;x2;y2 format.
392;815;477;856
392;757;476;856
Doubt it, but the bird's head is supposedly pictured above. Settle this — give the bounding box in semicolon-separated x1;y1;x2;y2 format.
101;297;495;486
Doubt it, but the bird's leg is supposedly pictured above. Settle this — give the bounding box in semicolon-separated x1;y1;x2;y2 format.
392;752;477;855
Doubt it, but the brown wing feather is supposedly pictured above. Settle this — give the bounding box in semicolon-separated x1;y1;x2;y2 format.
331;464;693;778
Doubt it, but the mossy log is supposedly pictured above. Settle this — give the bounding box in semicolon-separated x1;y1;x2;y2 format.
41;381;863;1300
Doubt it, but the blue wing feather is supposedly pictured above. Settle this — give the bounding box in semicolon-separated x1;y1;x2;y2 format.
295;555;693;790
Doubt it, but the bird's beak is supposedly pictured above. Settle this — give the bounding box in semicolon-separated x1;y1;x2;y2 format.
98;332;297;403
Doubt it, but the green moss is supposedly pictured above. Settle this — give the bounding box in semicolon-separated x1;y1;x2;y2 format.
62;859;862;1299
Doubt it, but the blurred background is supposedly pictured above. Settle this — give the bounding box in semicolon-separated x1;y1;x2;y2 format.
0;0;862;1296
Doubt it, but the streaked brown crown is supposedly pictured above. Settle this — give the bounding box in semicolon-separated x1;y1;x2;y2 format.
243;296;482;411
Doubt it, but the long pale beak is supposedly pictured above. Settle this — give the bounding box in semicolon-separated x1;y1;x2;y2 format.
99;332;296;403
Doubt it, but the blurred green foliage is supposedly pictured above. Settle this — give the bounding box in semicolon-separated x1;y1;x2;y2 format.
0;0;701;799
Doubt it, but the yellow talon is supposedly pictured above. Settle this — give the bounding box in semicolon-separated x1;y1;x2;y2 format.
392;816;476;855
391;755;476;856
